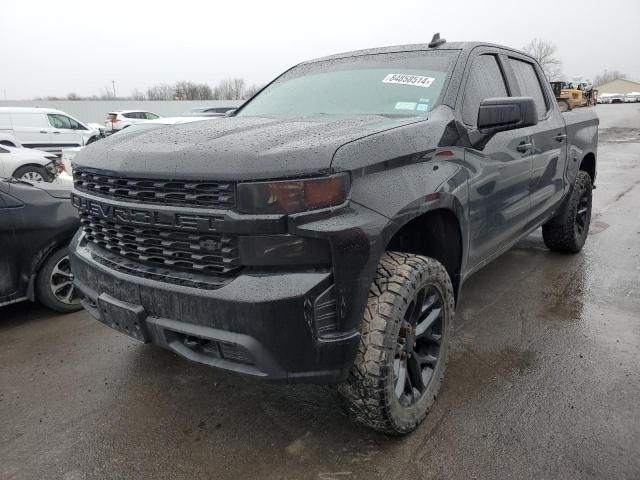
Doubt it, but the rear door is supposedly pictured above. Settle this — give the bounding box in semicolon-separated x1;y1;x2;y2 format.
10;112;52;149
459;50;532;268
504;56;568;228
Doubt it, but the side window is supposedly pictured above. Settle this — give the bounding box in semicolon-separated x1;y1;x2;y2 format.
48;114;72;129
508;58;548;119
0;146;8;153
462;55;509;126
123;112;137;119
67;117;86;130
145;112;159;120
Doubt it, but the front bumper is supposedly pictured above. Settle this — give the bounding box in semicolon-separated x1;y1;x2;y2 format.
70;234;362;384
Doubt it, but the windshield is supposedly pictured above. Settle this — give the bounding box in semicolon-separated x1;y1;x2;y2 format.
238;50;457;117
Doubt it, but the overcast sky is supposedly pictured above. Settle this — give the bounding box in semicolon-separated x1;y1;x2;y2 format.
1;0;639;99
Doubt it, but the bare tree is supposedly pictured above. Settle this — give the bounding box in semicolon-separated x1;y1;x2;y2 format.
594;70;627;86
131;88;146;100
242;83;263;99
99;85;115;100
196;83;213;100
523;38;562;81
67;92;79;100
146;83;173;100
214;78;246;100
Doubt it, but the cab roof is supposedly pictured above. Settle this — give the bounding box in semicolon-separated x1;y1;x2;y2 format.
304;41;529;64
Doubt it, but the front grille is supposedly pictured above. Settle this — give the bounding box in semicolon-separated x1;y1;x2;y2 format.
79;211;241;275
74;170;235;209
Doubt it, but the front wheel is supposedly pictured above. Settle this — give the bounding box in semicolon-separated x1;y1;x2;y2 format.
338;252;455;435
542;170;593;253
35;248;83;313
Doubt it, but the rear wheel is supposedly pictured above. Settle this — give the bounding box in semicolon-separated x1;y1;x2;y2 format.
35;248;82;313
13;165;50;183
338;252;455;435
542;171;592;253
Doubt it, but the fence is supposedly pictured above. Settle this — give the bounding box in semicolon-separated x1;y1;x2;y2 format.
0;100;245;124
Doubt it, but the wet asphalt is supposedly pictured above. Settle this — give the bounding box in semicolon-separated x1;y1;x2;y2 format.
1;104;639;480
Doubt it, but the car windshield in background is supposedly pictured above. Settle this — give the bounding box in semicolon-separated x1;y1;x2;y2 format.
238;50;458;117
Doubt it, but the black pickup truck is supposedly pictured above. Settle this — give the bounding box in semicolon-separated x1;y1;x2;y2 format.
69;38;598;434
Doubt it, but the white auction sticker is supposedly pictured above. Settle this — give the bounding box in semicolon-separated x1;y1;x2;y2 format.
382;74;435;88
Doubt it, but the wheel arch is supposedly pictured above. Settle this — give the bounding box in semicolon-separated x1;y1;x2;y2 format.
26;235;76;301
12;162;49;178
381;198;467;302
580;152;596;184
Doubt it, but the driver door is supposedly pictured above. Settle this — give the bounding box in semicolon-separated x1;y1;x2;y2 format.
460;52;533;269
47;113;85;147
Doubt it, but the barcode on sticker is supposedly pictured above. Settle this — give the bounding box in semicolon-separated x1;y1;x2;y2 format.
382;74;435;88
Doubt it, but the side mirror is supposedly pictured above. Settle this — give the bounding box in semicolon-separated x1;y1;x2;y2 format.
477;97;537;134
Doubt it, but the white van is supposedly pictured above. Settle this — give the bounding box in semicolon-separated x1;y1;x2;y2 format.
0;107;101;153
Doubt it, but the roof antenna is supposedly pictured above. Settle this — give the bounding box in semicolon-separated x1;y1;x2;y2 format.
429;33;446;48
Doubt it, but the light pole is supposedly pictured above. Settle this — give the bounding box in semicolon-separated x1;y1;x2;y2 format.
112;80;116;98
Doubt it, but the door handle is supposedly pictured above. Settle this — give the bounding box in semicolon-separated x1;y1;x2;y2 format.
554;133;567;142
516;142;533;153
52;131;60;134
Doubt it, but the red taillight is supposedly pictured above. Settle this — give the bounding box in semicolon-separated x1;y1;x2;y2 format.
111;118;120;123
436;150;454;157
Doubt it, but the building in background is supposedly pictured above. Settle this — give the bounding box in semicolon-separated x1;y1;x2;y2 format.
595;79;640;95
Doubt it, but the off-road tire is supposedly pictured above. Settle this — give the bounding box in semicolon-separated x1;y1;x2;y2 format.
338;252;455;435
542;171;592;253
35;248;82;313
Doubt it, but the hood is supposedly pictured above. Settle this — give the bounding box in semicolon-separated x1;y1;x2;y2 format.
74;115;427;181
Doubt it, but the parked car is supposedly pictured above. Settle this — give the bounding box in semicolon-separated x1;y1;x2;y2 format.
624;92;640;103
60;146;82;176
69;37;598;434
184;107;238;117
609;94;625;104
0;107;101;153
0;144;60;182
112;116;211;135
104;110;162;134
0;177;81;312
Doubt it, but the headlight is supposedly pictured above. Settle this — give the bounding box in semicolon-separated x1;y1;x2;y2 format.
237;173;350;214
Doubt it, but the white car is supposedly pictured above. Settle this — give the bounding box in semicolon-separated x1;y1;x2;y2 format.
0;144;60;182
60;146;83;176
105;110;162;134
624;93;640;103
0;107;101;153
